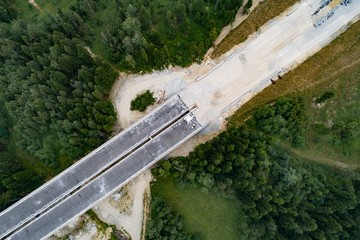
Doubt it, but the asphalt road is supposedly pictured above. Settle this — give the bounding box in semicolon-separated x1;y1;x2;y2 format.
9;112;202;240
0;95;194;239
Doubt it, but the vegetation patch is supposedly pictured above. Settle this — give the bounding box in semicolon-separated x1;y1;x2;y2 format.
149;178;244;240
86;209;119;240
130;90;156;112
316;91;335;103
0;102;42;211
242;0;253;14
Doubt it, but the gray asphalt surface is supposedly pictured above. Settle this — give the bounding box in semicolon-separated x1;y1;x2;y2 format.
0;95;189;239
10;113;202;240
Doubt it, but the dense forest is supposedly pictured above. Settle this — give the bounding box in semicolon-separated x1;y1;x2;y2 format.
0;4;117;167
32;0;245;71
0;0;117;210
150;97;360;239
98;0;244;69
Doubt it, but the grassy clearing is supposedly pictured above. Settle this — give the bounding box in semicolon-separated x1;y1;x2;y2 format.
36;0;77;13
87;0;118;59
212;0;299;58
152;177;247;240
14;0;38;20
6;131;56;179
303;66;360;166
277;140;360;170
268;65;360;169
15;0;114;61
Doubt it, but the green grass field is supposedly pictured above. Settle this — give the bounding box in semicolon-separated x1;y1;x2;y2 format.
303;66;360;167
260;62;360;171
14;0;38;20
152;177;248;240
36;0;77;12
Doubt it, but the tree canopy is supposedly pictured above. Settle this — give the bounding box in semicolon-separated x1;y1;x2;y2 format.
0;11;117;167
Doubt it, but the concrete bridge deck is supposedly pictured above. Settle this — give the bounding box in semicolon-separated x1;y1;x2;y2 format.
10;112;202;240
0;95;202;240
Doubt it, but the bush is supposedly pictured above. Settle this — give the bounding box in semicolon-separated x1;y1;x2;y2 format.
316;91;335;103
130;90;156;112
243;0;253;14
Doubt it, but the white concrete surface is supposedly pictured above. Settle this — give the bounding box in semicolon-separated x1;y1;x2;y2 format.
179;0;360;125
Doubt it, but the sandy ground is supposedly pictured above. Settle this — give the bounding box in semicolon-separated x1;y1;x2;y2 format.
111;63;217;129
49;215;104;240
92;171;152;240
28;0;41;10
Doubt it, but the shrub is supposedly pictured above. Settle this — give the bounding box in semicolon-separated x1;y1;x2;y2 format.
316;91;335;103
130;90;156;112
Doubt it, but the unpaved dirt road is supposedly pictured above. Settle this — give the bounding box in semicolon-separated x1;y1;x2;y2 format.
93;171;152;240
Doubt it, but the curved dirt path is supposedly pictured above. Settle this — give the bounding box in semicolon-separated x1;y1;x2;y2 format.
111;63;217;129
279;142;360;170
